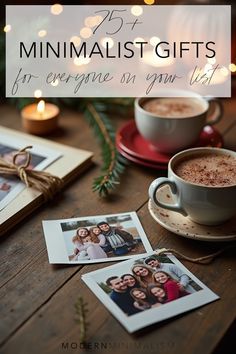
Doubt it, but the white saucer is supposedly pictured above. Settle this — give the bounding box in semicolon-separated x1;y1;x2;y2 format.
148;186;236;242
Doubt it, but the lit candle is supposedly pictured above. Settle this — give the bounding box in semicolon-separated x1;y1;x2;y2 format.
21;100;60;135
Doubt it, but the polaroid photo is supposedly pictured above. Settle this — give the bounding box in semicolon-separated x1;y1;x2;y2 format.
82;251;219;333
42;212;153;264
0;133;61;210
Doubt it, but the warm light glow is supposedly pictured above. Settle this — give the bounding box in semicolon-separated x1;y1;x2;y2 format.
34;89;42;98
73;56;91;66
51;79;59;87
141;50;174;67
207;57;216;65
131;6;143;16
134;37;146;48
37;100;45;115
94;15;103;26
38;30;47;38
101;37;114;49
51;4;63;15
144;0;155;4
204;63;213;76
4;24;11;33
84;16;103;28
80;27;93;39
70;36;81;47
150;36;160;46
84;17;93;27
220;66;229;77
229;63;236;72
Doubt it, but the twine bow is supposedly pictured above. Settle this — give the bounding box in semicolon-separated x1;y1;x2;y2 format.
0;146;62;200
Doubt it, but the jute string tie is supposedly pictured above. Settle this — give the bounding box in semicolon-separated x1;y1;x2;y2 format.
155;244;236;264
0;146;62;200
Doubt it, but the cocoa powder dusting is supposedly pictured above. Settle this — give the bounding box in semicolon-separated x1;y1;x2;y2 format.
175;153;236;187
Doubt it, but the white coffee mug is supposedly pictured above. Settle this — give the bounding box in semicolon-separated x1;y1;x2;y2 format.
149;147;236;226
135;90;223;154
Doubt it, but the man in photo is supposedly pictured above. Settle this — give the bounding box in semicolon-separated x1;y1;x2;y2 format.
106;276;140;316
144;256;194;293
97;221;136;256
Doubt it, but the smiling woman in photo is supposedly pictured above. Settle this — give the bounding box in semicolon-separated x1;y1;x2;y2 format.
121;274;140;289
130;288;152;311
148;284;167;307
73;227;108;260
153;271;189;303
131;264;154;288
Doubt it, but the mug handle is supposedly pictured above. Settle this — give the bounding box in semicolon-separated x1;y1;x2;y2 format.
205;98;223;126
149;177;187;216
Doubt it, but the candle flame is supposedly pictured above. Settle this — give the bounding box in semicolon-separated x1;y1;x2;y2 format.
37;100;45;115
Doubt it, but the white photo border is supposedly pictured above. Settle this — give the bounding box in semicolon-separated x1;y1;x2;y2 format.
82;252;219;333
42;212;153;264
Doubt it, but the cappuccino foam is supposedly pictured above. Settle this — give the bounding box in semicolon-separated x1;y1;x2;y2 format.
175;153;236;187
142;98;205;118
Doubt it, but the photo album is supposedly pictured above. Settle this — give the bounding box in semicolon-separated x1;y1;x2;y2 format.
0;126;93;237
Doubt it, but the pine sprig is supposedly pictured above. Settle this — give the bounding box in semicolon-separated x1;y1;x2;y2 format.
84;102;128;196
74;296;89;343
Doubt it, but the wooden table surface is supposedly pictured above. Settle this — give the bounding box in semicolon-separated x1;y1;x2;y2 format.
0;94;235;354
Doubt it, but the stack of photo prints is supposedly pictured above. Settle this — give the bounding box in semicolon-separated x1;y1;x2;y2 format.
0;134;61;211
43;212;219;333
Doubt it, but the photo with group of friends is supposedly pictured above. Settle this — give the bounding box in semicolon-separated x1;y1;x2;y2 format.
98;254;202;316
82;250;218;332
43;212;218;332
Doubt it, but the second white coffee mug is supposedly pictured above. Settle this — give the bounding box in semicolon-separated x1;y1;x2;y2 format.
148;147;236;226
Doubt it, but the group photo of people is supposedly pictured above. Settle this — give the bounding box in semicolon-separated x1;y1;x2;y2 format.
98;254;202;316
61;212;152;262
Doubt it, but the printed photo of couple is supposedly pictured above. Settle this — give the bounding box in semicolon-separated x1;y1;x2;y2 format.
82;252;218;332
60;212;153;262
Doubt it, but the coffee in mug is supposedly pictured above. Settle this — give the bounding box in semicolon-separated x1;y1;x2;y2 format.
135;90;223;154
148;147;236;226
142;98;205;118
174;153;236;187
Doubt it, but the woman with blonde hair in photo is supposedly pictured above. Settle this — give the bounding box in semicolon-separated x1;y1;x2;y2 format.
131;264;154;288
130;288;152;311
90;226;107;245
152;270;189;303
